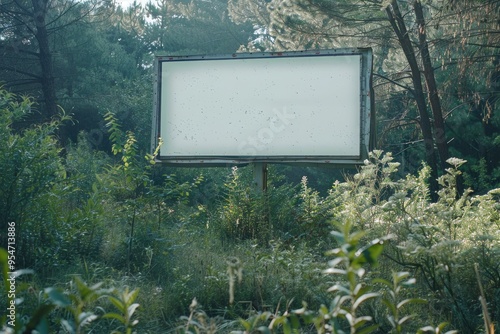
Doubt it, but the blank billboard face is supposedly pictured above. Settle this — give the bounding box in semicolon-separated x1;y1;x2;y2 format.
153;49;373;165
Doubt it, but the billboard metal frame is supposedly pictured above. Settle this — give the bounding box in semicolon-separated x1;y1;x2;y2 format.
152;48;374;166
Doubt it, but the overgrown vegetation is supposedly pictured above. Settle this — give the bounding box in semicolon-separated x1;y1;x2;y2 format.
1;90;499;333
1;0;499;331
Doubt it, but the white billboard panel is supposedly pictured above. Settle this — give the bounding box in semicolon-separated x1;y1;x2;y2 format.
152;48;373;165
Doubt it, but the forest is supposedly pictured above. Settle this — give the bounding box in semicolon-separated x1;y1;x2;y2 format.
0;0;499;333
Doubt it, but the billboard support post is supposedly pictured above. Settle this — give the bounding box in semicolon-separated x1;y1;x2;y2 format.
252;162;268;192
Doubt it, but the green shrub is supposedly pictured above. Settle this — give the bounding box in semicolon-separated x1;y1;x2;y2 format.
0;88;71;272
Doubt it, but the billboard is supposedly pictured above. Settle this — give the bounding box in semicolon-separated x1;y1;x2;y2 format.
152;48;374;165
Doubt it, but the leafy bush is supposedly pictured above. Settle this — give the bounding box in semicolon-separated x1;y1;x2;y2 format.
323;151;500;332
0;249;140;334
0;88;71;272
177;151;499;333
217;166;273;242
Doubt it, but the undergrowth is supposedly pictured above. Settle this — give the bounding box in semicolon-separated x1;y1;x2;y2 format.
0;91;499;333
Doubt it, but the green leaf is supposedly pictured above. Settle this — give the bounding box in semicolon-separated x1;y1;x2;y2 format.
289;313;300;330
381;298;397;316
12;268;34;278
353;315;373;327
60;319;75;334
356;324;379;334
357;241;384;266
394;272;410;282
352;292;379;311
36;316;51;334
24;304;56;333
401;278;417;286
126;288;140;304
282;319;292;334
328;257;344;267
319;304;329;315
108;295;125;312
372;278;392;288
102;312;126;323
45;287;71;307
398;314;415;325
324;268;347;275
239;318;252;331
418;325;436;333
78;312;98;326
330;231;345;243
349;230;367;244
127;303;140;317
0;248;9;292
397;298;426;309
74;277;101;301
256;326;271;333
327;284;350;294
387;315;396;328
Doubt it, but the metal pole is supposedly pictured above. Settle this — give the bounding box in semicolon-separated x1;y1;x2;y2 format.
252;162;267;192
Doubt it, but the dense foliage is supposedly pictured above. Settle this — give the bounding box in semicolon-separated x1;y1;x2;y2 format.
0;0;499;332
0;90;499;333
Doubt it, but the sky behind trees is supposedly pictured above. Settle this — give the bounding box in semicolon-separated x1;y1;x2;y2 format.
116;0;148;9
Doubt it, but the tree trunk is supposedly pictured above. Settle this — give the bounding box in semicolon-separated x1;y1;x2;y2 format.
386;0;439;200
414;0;449;169
32;0;58;119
